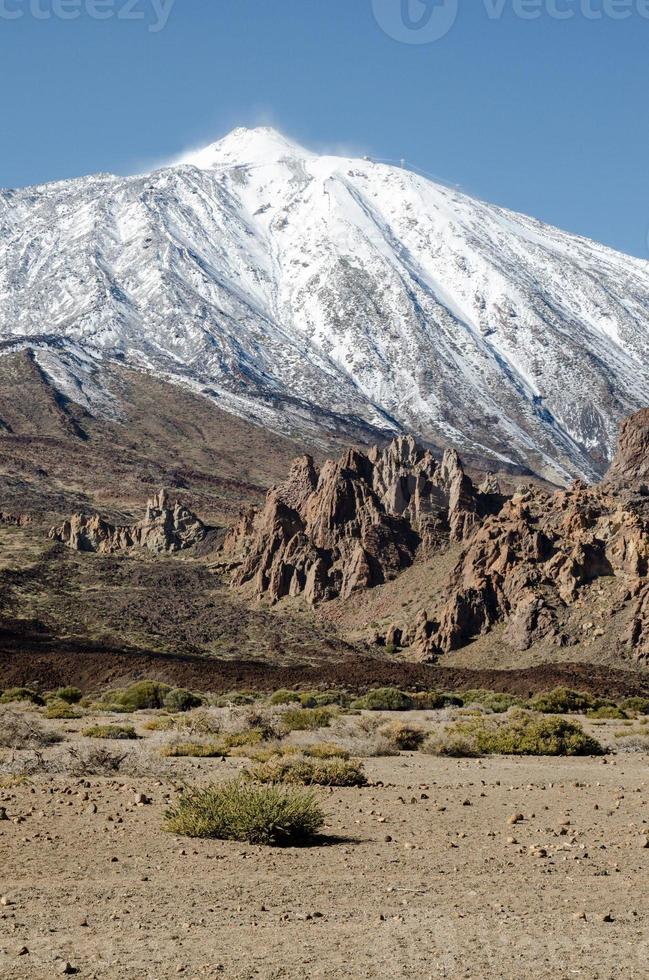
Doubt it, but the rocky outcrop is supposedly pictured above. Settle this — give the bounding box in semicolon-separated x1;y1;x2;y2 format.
414;413;649;660
0;513;31;527
223;436;500;604
604;408;649;489
50;490;207;555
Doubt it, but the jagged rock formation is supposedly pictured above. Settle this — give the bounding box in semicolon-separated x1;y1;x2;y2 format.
223;436;502;603
50;490;207;555
409;409;649;660
226;410;649;666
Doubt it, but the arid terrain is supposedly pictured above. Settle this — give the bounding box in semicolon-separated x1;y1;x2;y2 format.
2;695;649;979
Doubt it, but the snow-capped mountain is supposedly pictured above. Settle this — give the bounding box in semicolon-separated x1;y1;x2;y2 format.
2;125;649;482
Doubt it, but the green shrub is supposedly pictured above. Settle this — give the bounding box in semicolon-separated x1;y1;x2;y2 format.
460;690;523;713
621;697;649;716
426;711;603;758
100;681;171;712
0;687;45;706
52;686;83;705
164;780;324;846
162;741;225;758
83;724;138;740
351;688;414;711
412;691;463;710
378;721;426;751
529;688;603;715
221;728;265;749
44;699;82;720
250;755;367;787
211;691;256;707
164;689;203;712
281;707;335;732
310;690;351;708
586;706;628;720
268;689;301;705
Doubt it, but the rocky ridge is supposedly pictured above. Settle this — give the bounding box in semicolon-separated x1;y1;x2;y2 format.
50;490;207;555
223;436;503;603
225;411;649;665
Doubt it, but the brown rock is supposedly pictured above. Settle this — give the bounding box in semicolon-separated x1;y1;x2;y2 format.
50;489;207;555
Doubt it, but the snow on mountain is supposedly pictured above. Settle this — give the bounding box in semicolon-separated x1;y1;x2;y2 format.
1;124;649;482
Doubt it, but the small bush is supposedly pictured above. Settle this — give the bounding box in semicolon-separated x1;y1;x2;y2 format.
66;745;131;775
44;699;82;720
303;743;350;760
269;689;301;705
162;741;225;758
250;755;367;787
425;711;603;758
164;689;203;713
83;724;138;740
412;691;463;710
351;688;414;711
211;691;256;707
529;688;603;715
378;721;426;751
142;716;178;732
621;697;649;716
281;707;335;732
0;710;62;749
586;706;628;720
100;681;171;713
0;687;45;706
460;690;523;714
164;780;324;845
52;686;83;705
613;735;649;753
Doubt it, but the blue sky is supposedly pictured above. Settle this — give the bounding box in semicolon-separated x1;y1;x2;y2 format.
1;0;648;257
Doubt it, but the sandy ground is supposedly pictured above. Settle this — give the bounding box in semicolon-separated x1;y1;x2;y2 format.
2;712;649;978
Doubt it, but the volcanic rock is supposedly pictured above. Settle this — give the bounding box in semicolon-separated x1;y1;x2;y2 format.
50;490;207;555
223;436;499;604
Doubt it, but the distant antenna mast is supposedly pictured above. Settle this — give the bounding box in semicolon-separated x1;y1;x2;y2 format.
400;158;405;169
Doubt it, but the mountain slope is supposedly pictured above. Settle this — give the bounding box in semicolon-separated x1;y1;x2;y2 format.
2;126;649;482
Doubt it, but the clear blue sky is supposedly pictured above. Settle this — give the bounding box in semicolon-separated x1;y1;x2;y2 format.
1;0;648;257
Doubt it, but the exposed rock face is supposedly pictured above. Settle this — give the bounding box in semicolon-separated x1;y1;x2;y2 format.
414;411;649;659
50;490;207;555
604;408;649;489
223;436;500;604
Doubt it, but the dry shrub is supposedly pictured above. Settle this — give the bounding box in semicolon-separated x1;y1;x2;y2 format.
83;724;138;740
611;734;649;753
164;780;324;845
249;755;367;787
65;744;131;775
161;741;225;758
0;709;62;750
378;721;426;751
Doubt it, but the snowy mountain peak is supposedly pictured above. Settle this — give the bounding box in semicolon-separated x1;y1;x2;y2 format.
176;125;313;171
1;128;649;484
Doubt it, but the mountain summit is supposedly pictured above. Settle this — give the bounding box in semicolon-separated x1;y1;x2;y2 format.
2;125;649;482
